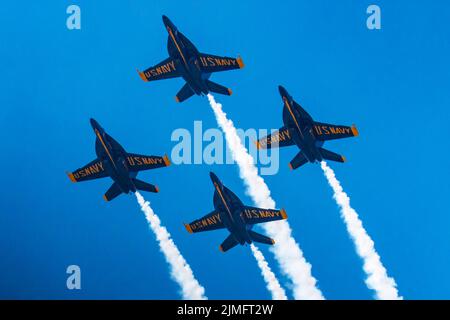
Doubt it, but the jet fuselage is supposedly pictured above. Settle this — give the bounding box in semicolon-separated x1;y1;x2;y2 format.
210;172;253;245
91;119;136;194
163;15;211;95
280;87;324;163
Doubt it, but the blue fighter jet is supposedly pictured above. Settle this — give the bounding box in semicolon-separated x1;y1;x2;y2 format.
137;15;244;102
184;172;288;252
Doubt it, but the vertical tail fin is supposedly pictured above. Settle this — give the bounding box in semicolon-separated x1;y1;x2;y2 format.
248;230;275;246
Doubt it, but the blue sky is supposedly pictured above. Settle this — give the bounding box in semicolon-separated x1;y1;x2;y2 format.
0;0;449;299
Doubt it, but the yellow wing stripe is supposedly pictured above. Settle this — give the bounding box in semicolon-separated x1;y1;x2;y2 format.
237;56;244;69
184;223;193;234
67;172;77;183
351;124;359;137
280;208;288;219
137;69;148;82
163;154;171;167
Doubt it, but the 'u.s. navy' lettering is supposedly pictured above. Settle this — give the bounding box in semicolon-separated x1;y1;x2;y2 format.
144;61;176;78
243;209;281;219
74;161;104;179
258;128;291;148
314;125;351;136
127;156;164;167
200;56;237;68
190;213;222;231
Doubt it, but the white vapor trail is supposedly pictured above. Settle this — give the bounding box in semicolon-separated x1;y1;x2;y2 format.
135;192;207;300
250;244;288;300
208;94;324;300
320;162;402;300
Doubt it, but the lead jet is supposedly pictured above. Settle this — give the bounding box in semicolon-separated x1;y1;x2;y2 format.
137;15;244;102
256;86;359;170
66;119;171;201
184;172;287;252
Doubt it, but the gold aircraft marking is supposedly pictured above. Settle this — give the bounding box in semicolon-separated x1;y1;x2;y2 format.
167;27;188;67
284;97;304;139
214;182;234;222
95;129;116;169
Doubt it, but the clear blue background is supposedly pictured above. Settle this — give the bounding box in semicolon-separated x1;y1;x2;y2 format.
0;0;449;299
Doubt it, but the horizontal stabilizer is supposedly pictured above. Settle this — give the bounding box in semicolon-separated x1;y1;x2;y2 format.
289;152;308;170
206;80;232;96
219;234;239;253
248;230;275;246
319;148;346;163
175;83;195;103
132;179;159;193
103;183;122;202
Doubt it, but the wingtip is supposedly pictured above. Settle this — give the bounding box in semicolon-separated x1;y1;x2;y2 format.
219;245;225;253
270;239;275;245
163;154;171;166
280;208;288;219
137;69;148;82
288;163;293;170
237;56;244;69
175;96;180;103
103;195;109;202
227;88;233;96
184;223;193;234
351;124;359;137
66;172;77;183
154;185;160;193
254;140;261;150
341;156;347;163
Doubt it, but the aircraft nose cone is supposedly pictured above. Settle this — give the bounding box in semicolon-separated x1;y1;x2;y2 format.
278;85;288;96
209;171;219;183
162;15;171;26
90;118;100;130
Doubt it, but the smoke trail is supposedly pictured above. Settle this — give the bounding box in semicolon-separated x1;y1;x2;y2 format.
207;94;324;300
320;162;402;300
135;192;207;300
250;244;288;300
